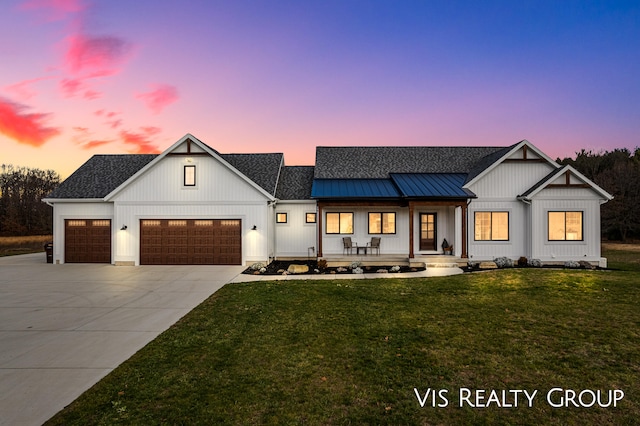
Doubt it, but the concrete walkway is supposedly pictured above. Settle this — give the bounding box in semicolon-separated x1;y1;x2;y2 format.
0;254;245;426
0;254;462;425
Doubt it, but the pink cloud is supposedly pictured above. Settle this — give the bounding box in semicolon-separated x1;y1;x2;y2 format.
120;128;162;153
135;84;179;114
59;77;84;97
0;98;60;147
107;118;122;129
4;76;54;101
82;139;114;149
19;0;85;21
83;90;101;100
64;33;131;75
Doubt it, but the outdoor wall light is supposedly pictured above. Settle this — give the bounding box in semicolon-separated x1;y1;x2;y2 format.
120;225;128;230
252;225;257;230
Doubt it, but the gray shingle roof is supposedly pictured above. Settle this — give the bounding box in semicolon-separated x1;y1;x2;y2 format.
314;146;507;179
46;152;284;199
464;144;518;183
221;153;283;196
46;154;158;198
275;166;315;200
519;166;566;198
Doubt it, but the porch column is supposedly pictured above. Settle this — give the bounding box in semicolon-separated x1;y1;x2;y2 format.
454;206;462;257
461;202;468;258
408;202;414;258
317;203;323;257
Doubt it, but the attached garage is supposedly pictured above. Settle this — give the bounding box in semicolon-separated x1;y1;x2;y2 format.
140;219;242;265
65;219;112;263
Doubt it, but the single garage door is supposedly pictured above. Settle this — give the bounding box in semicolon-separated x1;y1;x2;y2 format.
65;219;112;263
140;219;242;265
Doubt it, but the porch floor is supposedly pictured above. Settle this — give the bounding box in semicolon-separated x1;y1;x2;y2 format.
320;254;465;268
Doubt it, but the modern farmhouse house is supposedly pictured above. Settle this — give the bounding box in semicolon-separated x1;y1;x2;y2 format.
43;134;612;267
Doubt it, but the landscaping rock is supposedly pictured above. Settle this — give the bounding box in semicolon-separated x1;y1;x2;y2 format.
287;264;309;274
494;257;514;268
479;261;498;270
528;259;542;268
377;269;388;273
579;260;596;270
564;260;581;269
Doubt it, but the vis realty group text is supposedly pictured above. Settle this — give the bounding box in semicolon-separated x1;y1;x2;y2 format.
414;387;625;409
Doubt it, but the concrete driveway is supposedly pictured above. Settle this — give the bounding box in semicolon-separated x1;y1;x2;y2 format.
0;253;244;426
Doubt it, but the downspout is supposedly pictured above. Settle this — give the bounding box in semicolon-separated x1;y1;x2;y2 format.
269;199;278;262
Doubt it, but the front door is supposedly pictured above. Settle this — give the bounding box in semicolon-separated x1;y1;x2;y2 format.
420;213;437;251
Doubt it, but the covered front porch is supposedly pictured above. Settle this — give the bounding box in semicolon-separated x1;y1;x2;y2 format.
316;200;469;261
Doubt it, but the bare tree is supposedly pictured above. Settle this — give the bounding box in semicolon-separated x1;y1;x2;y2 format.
0;165;60;236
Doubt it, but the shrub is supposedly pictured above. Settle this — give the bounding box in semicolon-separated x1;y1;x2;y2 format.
390;265;401;272
349;261;361;269
517;256;528;267
494;257;514;268
528;259;542;268
317;259;327;269
353;267;363;274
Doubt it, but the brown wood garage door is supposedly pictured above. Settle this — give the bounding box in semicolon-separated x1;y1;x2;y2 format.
140;219;242;265
65;219;112;263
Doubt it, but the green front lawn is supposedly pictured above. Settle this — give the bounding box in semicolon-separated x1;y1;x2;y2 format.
48;266;639;424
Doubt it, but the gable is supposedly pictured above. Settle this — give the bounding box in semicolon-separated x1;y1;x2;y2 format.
105;134;278;201
519;165;613;201
110;154;273;203
463;140;560;189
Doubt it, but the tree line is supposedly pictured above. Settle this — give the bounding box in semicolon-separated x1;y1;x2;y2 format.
0;164;60;236
559;147;640;241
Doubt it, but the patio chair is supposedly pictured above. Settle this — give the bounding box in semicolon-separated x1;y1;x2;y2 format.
367;237;381;255
343;237;356;255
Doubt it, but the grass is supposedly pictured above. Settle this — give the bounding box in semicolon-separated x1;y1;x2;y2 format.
47;249;640;425
603;242;640;272
0;235;51;256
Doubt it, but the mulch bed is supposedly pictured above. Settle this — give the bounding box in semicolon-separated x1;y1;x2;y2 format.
242;260;425;276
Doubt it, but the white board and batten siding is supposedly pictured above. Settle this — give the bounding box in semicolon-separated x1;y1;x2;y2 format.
467;201;528;261
51;202;114;264
468;162;557;200
530;187;604;263
321;207;410;256
110;154;272;265
274;202;317;257
464;154;556;261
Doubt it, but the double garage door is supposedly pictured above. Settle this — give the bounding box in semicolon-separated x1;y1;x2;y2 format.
140;219;242;265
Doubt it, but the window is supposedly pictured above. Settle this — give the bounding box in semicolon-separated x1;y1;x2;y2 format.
474;211;509;241
306;212;317;223
548;211;583;241
326;212;353;234
276;213;288;223
368;212;396;234
184;165;196;186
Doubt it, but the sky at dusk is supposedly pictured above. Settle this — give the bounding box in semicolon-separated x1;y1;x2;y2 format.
1;0;639;179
